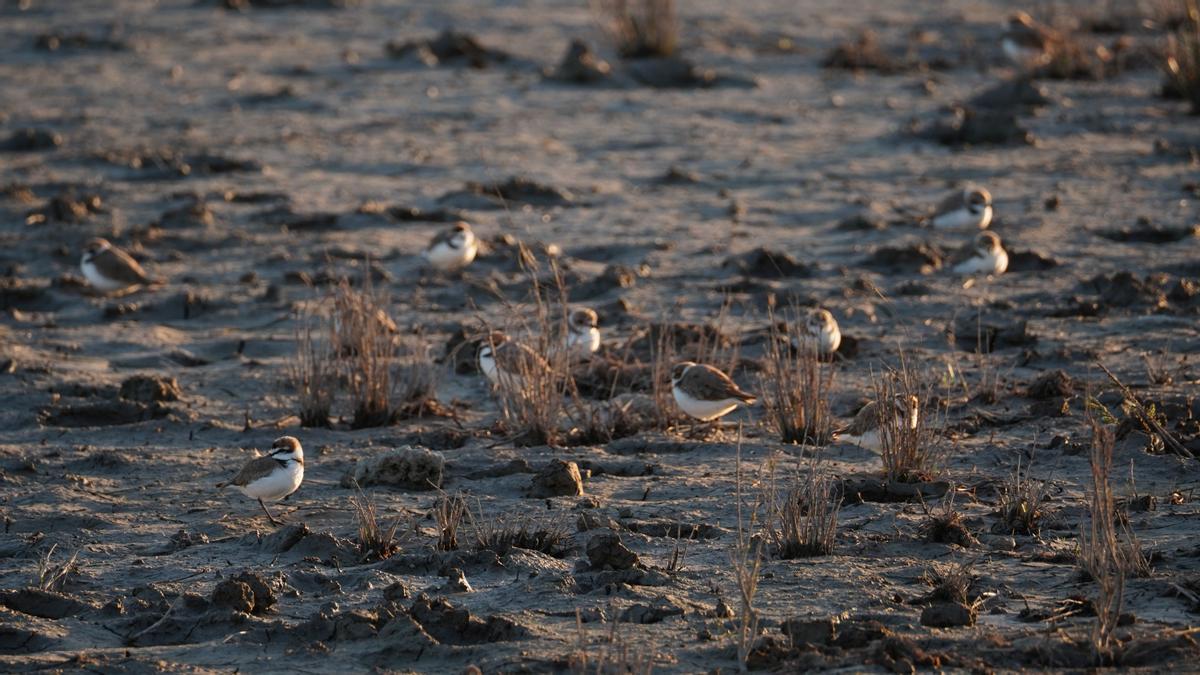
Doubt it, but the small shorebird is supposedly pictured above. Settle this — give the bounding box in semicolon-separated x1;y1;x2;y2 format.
930;186;993;231
793;308;841;356
478;333;551;390
671;361;756;422
566;308;601;358
949;231;1009;275
424;221;478;271
217;436;305;525
837;395;919;453
1002;11;1058;68
80;238;162;294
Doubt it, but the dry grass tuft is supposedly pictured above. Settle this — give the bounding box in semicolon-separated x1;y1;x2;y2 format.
592;0;678;59
332;276;397;428
288;307;337;427
568;608;656;675
873;360;943;483
434;491;468;552
351;488;402;562
1079;420;1127;665
1163;0;1200;113
920;558;976;605
995;457;1050;536
760;305;834;446
729;431;764;670
472;503;573;558
33;544;79;592
764;456;840;558
487;252;575;446
922;492;979;547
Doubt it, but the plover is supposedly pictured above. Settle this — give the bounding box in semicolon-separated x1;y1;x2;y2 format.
930;186;993;231
478;333;551;390
424;221;478;271
80;238;162;294
949;231;1008;275
1002;12;1057;68
566;308;601;358
670;361;756;422
793;308;841;356
217;436;305;525
837;395;919;453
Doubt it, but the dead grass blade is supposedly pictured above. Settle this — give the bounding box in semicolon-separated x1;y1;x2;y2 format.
591;0;677;59
760;304;834;446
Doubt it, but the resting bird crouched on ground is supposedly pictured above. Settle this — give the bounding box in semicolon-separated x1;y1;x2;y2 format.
671;361;757;422
80;237;163;294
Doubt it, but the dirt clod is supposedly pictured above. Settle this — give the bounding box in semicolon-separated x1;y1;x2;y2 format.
585;532;639;570
119;375;182;403
529;459;584;497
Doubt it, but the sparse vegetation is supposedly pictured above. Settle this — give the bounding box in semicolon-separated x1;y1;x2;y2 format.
434;490;467;551
873;361;944;483
568;607;656;675
287;306;337;427
995;458;1049;536
592;0;678;59
1078;420;1126;665
1163;0;1200;113
920;558;976;605
471;503;573;558
33;544;79;592
922;492;979;547
730;432;764;671
760;304;834;446
486;251;575;446
764;456;840;558
332;276;398;428
351;488;402;562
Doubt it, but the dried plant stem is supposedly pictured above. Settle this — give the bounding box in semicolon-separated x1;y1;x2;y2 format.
287;306;336;428
760;304;833;445
1079;420;1126;665
730;426;763;671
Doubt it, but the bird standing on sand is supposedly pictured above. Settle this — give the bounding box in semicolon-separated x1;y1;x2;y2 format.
217;436;305;526
671;361;757;422
80;238;162;294
424;221;478;271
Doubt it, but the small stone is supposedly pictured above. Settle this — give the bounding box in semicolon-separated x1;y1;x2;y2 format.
529;459;584;497
119;375;183;403
782;616;838;645
211;580;254;613
585;533;639;571
920;602;975;628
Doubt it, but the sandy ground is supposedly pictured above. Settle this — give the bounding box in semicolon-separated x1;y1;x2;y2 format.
2;0;1200;672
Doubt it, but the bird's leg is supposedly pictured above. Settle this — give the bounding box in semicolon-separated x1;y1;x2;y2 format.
259;498;281;526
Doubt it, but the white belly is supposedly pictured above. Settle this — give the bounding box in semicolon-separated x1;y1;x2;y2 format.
478;350;499;385
568;328;600;357
953;250;1007;275
846;429;882;454
237;463;303;502
1002;39;1046;66
424;240;477;271
795;326;841;355
932;205;991;230
81;259;127;292
673;386;740;421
